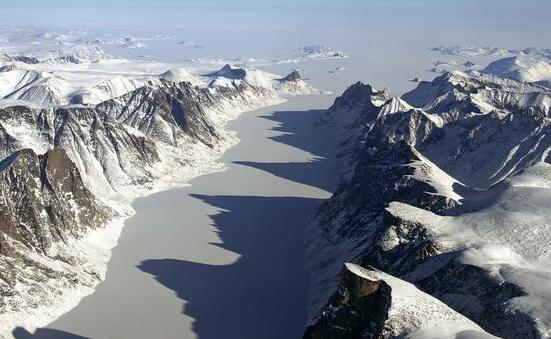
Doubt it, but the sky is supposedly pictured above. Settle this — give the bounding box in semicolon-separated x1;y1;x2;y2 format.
1;0;550;93
2;0;550;30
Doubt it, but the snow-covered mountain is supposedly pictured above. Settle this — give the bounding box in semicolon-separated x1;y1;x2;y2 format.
306;68;551;338
0;66;150;107
204;64;321;96
482;56;551;84
159;67;203;86
3;44;110;65
295;45;348;59
0;63;319;336
432;46;551;61
0;148;119;334
0;69;73;106
0;61;321;109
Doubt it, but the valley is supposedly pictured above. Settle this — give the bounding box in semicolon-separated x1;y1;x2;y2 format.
23;95;337;339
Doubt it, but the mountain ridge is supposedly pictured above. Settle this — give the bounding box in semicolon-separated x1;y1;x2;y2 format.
306;69;551;338
0;66;319;337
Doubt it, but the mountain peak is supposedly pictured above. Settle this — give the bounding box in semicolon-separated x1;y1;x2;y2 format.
205;64;247;80
279;70;302;82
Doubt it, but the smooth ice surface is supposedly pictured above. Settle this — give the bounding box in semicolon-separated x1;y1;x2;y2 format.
21;95;337;339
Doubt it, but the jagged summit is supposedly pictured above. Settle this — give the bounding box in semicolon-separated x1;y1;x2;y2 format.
11;55;40;64
279;70;302;82
336;81;374;100
377;96;413;116
203;64;321;96
204;64;247;80
329;81;388;111
0;64;16;73
402;68;551;118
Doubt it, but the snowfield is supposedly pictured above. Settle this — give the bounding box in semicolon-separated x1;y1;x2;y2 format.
482;56;551;83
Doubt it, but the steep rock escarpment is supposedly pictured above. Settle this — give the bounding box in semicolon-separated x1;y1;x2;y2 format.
305;264;497;339
0;148;114;322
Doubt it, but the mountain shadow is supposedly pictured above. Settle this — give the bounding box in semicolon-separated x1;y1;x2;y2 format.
264;109;334;160
139;194;323;339
234;158;333;192
235;109;337;192
12;327;90;339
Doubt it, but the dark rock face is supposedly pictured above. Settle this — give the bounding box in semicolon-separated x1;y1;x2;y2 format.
0;104;163;197
279;70;302;82
11;55;40;64
304;267;391;339
0;119;22;160
204;64;247;80
329;82;379;113
0;64;17;72
307;72;551;338
96;80;221;147
54;55;81;64
0;148;112;257
315;140;456;253
0;147;114;314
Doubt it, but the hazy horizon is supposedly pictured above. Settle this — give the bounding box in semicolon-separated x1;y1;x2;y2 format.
3;0;550;94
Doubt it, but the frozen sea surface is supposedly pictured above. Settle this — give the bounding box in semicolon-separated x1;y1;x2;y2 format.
19;95;337;339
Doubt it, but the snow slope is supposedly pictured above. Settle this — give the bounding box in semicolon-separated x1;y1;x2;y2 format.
347;264;498;339
0;69;72;106
307;62;551;338
204;64;322;95
482;56;551;83
432;46;551;61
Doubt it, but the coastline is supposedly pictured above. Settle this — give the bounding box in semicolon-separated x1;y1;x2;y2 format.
0;95;289;338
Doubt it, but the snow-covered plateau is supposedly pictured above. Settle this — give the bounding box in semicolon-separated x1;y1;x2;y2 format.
306;60;551;338
431;46;551;61
0;42;321;337
481;56;551;85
